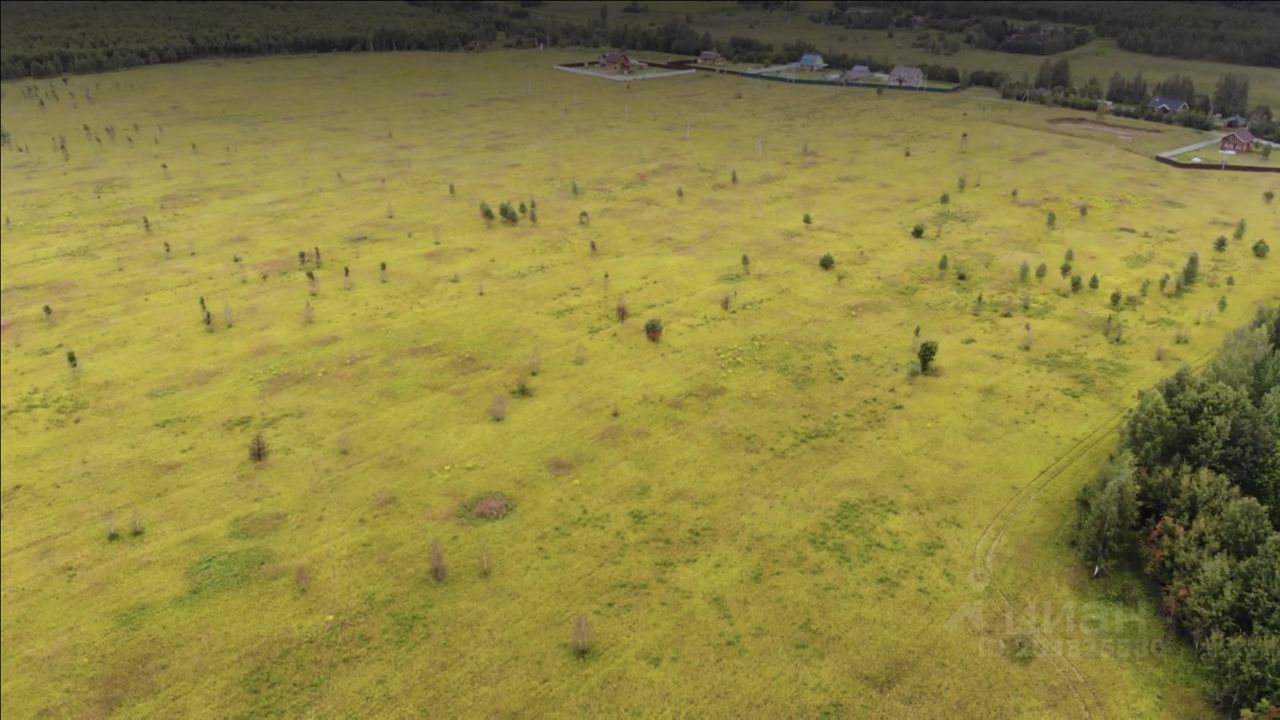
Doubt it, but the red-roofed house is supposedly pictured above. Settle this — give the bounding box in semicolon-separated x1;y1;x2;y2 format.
1220;128;1255;153
598;52;644;74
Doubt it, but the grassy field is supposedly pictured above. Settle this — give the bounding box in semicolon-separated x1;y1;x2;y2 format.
2;50;1279;718
537;1;1280;108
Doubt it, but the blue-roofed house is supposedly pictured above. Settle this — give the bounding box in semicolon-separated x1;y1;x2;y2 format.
797;53;827;71
1148;97;1189;113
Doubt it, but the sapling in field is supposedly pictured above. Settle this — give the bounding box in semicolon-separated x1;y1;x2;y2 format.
430;541;446;583
819;253;835;271
741;254;750;275
1047;211;1057;229
1071;274;1083;293
1233;218;1246;241
1035;262;1047;281
917;341;939;375
616;295;629;323
249;433;269;463
1253;239;1270;258
1019;261;1030;283
380;261;388;283
911;223;925;239
490;394;508;422
938;254;949;273
42;304;53;325
1214;236;1228;252
572;615;593;658
1089;274;1100;290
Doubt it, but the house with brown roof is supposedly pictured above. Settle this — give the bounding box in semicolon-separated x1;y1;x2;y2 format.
1220;128;1255;153
598;52;644;74
698;50;725;65
888;65;925;88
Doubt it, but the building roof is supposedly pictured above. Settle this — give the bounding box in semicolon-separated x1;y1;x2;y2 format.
798;53;825;66
700;50;722;59
600;52;631;64
1148;97;1188;109
847;64;871;74
1223;128;1256;143
889;65;924;80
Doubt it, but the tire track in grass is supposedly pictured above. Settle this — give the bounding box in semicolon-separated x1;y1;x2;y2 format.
968;349;1215;719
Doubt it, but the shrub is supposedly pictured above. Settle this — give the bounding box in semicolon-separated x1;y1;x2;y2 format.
819;253;835;270
498;202;518;224
1019;260;1030;283
1214;235;1228;252
1079;204;1088;219
571;180;579;196
572;614;592;658
1233;218;1246;241
519;201;527;215
917;340;939;374
616;295;629;323
1071;274;1083;293
479;202;494;223
938;254;949;272
731;170;738;184
1265;190;1275;204
1011;188;1018;200
1047;211;1057;229
1065;248;1074;263
249;434;268;462
644;318;663;342
1110;289;1122;308
676;186;683;198
529;353;541;376
380;261;388;283
939;193;950;205
1089;274;1100;290
955;269;968;281
512;378;534;398
1060;261;1072;278
1218;296;1228;313
449;181;455;196
66;350;77;369
803;213;812;225
1035;262;1048;281
530;208;538;225
911;223;925;239
1253;239;1270;258
579;210;590;226
957;175;966;192
429;540;446;582
741;254;750;274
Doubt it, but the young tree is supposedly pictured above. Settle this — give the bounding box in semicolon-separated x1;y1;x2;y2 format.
449;181;455;196
1073;455;1139;577
1089;273;1100;290
249;433;269;462
644;318;663;342
939;193;950;205
42;304;53;324
741;253;750;275
1047;211;1057;229
819;253;835;270
1111;289;1122;308
1071;274;1083;293
1233;219;1246;241
917;340;939;374
938;254;949;273
1183;252;1200;286
803;213;812;226
911;223;925;239
430;540;446;582
1215;235;1229;252
1035;262;1048;281
480;202;495;225
1252;239;1270;258
616;295;629;323
1019;260;1030;283
731;169;738;184
572;614;592;658
380;261;388;283
66;350;78;371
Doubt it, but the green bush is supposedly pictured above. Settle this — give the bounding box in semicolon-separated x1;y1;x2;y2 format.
1254;239;1270;258
911;223;925;238
819;253;835;271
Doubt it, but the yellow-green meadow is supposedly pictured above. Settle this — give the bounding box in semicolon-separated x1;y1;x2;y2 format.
1;50;1277;718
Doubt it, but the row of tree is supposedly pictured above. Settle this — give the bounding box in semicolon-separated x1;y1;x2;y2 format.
855;0;1280;67
1073;307;1280;713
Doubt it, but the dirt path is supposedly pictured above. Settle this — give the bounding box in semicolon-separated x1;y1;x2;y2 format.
968;348;1216;719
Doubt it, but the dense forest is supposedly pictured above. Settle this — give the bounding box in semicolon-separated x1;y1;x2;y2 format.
853;0;1280;67
1073;307;1280;715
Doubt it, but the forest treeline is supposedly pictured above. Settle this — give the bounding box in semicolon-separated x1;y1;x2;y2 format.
850;1;1280;68
1073;307;1280;715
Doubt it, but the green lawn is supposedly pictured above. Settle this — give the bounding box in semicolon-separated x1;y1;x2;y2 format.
2;49;1278;718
